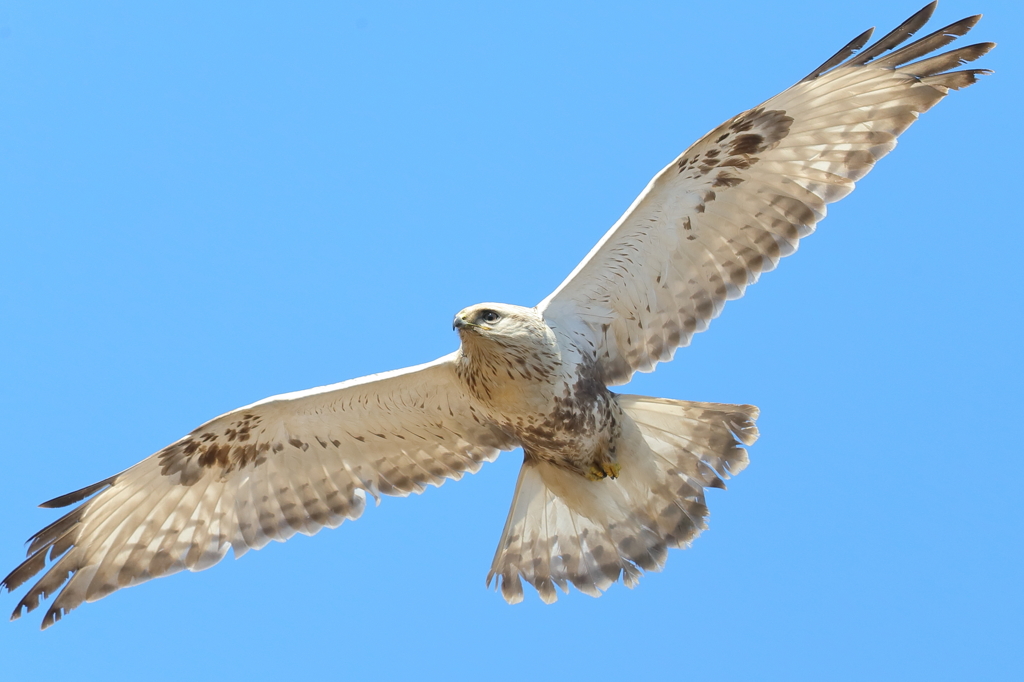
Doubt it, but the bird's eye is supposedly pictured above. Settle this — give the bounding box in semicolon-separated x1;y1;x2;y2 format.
480;310;500;324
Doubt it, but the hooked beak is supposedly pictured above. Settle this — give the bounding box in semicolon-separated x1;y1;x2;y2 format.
453;315;484;332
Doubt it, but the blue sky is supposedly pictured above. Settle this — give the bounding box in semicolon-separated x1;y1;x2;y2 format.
1;1;1020;679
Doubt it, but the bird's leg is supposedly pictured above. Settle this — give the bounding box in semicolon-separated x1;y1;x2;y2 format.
586;461;621;480
585;443;620;481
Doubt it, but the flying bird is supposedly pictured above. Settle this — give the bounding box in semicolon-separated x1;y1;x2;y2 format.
4;2;992;629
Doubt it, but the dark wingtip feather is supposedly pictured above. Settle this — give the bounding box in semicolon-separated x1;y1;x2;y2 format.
39;476;115;509
802;5;992;90
25;506;84;556
41;605;66;630
10;553;78;625
1;551;48;593
899;42;996;78
956;14;982;32
875;15;984;68
850;2;938;66
921;68;994;91
801;27;874;82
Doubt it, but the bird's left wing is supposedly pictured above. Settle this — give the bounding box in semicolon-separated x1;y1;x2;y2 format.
3;353;515;628
538;3;992;385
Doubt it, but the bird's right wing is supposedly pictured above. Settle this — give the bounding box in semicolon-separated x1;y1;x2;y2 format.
538;3;992;385
3;353;516;629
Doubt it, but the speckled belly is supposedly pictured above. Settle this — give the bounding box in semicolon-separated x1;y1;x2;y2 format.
510;389;624;479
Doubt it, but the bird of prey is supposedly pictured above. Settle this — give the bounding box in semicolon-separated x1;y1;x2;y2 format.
4;2;992;629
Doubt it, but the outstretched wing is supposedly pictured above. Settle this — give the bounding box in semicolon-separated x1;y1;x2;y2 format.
3;354;515;629
538;3;992;385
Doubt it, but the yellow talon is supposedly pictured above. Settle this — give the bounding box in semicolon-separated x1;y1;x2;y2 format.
586;461;621;481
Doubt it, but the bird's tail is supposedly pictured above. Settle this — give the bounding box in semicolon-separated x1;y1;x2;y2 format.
486;395;758;603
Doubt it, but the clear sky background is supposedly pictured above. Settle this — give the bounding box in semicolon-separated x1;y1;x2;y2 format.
1;1;1020;679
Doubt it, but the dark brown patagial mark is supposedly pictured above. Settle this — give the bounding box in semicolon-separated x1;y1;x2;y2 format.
712;174;744;188
678;107;793;192
729;133;765;156
197;443;231;469
161;411;271;477
159;430;275;485
698;158;720;174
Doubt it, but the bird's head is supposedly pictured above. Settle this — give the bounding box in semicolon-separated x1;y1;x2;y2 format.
453;303;553;351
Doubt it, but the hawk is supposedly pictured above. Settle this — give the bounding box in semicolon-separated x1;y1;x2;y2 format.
3;2;992;628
